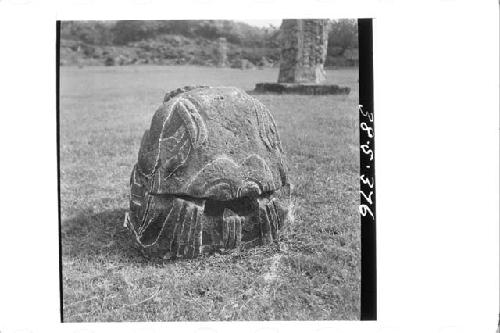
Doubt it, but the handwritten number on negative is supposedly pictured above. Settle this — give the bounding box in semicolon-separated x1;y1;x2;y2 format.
360;190;374;205
359;105;373;122
359;204;374;219
360;143;374;161
360;174;374;188
360;122;374;138
359;104;375;221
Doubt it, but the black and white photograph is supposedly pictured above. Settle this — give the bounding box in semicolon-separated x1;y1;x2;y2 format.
58;18;366;321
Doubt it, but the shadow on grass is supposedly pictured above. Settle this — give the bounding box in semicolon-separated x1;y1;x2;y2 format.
61;208;150;264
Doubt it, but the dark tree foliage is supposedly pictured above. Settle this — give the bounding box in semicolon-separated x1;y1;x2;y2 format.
61;20;282;48
328;19;358;52
61;19;357;50
112;21;156;45
60;20;358;67
60;21;115;45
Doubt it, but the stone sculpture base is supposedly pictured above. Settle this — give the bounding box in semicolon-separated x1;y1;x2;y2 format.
251;82;350;95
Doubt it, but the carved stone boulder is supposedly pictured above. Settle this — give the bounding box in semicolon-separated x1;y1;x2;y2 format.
125;86;291;259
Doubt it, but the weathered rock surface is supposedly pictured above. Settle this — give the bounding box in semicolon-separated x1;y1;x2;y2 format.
216;37;228;67
253;82;350;95
126;86;291;259
277;19;329;84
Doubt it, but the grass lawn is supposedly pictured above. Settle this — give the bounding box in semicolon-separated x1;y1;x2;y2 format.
60;65;360;321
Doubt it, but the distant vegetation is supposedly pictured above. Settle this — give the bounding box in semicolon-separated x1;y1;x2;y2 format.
60;20;358;67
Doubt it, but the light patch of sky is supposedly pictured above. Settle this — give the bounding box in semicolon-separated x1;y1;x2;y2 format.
238;19;282;28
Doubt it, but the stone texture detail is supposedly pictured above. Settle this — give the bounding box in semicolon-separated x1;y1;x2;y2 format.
277;19;329;84
253;82;350;95
125;86;291;259
216;37;228;67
